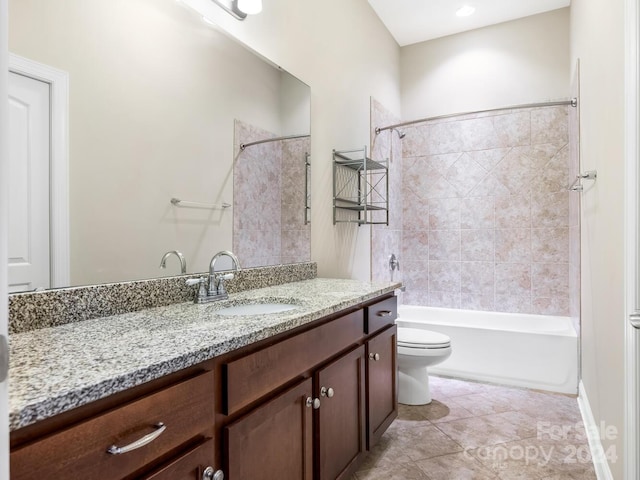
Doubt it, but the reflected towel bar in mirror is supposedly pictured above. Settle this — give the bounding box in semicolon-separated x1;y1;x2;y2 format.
170;198;232;210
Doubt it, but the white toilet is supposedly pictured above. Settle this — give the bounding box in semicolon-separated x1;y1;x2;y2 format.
397;327;452;405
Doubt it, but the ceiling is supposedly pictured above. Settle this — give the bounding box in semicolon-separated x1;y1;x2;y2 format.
367;0;571;46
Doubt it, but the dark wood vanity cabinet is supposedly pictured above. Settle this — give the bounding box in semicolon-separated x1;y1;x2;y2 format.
222;345;367;480
9;293;398;480
220;295;397;480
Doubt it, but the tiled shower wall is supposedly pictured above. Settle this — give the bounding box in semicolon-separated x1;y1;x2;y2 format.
400;106;573;316
234;120;311;268
371;98;403;287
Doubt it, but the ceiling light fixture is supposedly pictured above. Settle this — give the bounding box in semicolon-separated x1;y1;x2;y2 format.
456;5;475;17
238;0;263;15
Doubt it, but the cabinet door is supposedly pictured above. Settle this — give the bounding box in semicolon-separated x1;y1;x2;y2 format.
143;438;215;480
224;378;313;480
366;325;397;449
316;345;366;480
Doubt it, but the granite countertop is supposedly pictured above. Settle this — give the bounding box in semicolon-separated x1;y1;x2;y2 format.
9;278;400;432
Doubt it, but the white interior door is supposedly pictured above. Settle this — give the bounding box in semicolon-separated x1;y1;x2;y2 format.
8;72;50;292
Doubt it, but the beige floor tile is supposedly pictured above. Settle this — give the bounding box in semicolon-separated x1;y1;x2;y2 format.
357;377;595;480
434;411;538;449
415;451;501;480
355;462;432;480
470;436;596;480
399;399;475;424
392;422;464;461
358;433;413;470
429;376;485;397
398;403;431;421
449;392;517;416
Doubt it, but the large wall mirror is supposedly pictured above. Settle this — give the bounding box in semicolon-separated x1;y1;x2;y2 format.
8;0;311;291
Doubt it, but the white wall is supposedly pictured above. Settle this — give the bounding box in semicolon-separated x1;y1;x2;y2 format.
184;0;401;279
280;71;310;135
570;0;626;477
0;0;9;472
401;8;570;120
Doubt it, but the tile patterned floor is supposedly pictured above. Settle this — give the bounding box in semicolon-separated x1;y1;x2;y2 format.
353;376;597;480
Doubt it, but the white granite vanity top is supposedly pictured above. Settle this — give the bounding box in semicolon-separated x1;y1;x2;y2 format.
9;278;400;431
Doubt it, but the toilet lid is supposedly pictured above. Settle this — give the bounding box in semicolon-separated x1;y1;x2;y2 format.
397;327;451;347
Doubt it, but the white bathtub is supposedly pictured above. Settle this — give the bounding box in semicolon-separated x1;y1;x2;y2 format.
397;305;578;395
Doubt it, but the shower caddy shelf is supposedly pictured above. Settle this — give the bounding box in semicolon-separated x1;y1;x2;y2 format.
332;146;389;225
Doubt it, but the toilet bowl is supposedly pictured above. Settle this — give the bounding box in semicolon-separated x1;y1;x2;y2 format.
397;327;452;405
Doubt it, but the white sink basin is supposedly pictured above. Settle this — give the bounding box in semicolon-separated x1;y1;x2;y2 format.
216;302;299;316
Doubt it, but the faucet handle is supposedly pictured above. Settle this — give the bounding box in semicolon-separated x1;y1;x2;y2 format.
186;277;208;301
216;273;234;296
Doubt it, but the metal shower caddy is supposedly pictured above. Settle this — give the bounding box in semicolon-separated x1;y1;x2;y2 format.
332;146;389;226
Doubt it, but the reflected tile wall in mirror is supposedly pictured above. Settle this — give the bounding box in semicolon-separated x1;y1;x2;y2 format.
234;120;311;268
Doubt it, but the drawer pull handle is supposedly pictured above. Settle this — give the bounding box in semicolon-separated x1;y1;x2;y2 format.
320;386;335;398
306;397;321;409
377;310;393;317
107;422;166;455
369;353;380;361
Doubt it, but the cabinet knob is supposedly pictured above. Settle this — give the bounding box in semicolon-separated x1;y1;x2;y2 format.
320;386;335;398
376;310;393;317
202;467;224;480
202;467;214;480
306;397;321;409
369;353;380;361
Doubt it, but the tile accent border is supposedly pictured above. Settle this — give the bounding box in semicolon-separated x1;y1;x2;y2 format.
577;380;615;480
9;262;317;334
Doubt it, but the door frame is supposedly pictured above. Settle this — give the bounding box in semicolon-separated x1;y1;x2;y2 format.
0;0;9;476
624;0;640;478
9;54;69;288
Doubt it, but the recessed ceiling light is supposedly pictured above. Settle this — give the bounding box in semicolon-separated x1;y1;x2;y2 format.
456;5;475;17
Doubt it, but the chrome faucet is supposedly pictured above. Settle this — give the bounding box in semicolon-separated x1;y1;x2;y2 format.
186;250;241;304
159;250;187;274
209;250;241;297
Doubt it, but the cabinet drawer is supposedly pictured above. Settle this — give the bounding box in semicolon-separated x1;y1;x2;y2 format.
225;310;363;415
143;438;215;480
11;371;215;480
365;296;397;334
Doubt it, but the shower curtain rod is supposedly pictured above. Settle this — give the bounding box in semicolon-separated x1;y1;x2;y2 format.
375;98;578;135
240;134;310;150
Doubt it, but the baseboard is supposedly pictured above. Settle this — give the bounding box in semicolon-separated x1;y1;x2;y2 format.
577;381;615;480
